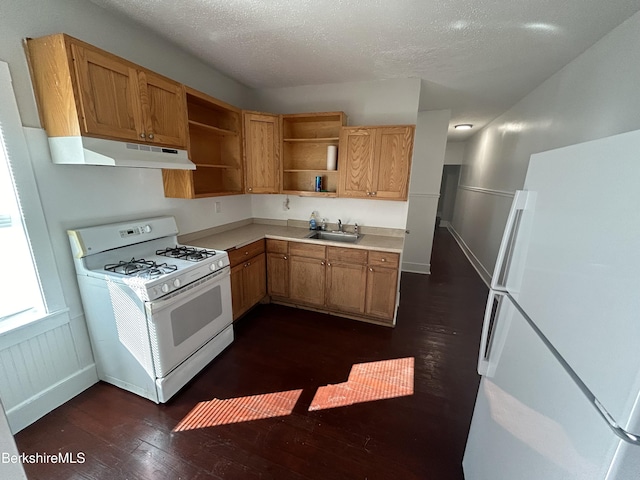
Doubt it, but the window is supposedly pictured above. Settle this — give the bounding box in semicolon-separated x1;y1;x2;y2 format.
0;133;43;319
0;60;68;336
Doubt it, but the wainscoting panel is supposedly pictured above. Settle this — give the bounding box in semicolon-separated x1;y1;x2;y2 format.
0;317;97;432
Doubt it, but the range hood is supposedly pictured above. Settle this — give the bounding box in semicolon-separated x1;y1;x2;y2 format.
47;136;195;170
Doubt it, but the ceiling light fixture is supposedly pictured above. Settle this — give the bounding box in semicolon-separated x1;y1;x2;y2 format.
454;124;473;130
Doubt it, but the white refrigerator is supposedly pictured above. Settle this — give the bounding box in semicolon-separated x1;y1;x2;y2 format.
463;129;640;479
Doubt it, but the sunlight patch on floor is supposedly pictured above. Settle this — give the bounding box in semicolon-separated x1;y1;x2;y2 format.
173;389;303;432
309;357;414;411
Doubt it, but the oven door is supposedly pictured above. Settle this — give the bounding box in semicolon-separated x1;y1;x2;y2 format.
145;267;232;378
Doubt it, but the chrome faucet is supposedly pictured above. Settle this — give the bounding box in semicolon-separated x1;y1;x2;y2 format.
337;219;343;232
354;223;359;235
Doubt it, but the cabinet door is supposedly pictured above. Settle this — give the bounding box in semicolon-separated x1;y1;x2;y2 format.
243;112;280;193
326;262;367;314
230;263;245;321
139;70;187;148
71;43;143;141
267;252;289;298
289;255;325;306
372;126;414;200
365;266;398;322
338;127;375;198
243;253;266;308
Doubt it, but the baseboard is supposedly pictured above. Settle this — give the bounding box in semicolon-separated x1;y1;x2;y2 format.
401;262;431;274
445;225;492;287
6;364;98;433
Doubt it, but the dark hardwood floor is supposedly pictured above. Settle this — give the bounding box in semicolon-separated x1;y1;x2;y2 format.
14;228;488;479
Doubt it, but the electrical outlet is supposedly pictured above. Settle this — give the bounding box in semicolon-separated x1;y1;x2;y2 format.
215;202;221;213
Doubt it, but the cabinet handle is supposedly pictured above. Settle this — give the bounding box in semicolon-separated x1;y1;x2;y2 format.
283;255;288;260
366;192;371;196
248;187;253;192
139;133;146;139
321;261;325;266
369;267;374;272
381;258;386;262
247;261;251;266
372;192;377;196
148;133;154;139
327;262;331;266
244;251;249;255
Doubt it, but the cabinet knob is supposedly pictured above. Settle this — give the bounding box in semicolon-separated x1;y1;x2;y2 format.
321;261;325;266
139;133;146;139
327;262;331;266
372;192;377;196
381;258;386;262
244;251;249;255
283;255;288;260
148;133;154;139
366;192;371;196
369;267;374;272
248;187;253;192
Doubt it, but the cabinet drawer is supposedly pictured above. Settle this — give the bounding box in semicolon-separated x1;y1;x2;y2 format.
368;251;400;268
266;239;288;254
289;242;326;260
327;246;367;264
228;239;265;267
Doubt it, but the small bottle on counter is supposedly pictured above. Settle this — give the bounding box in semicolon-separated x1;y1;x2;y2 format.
309;212;317;230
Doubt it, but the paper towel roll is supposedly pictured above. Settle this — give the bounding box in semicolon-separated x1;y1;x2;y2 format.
326;145;338;170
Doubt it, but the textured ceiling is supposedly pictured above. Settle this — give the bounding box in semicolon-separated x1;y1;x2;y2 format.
90;0;640;140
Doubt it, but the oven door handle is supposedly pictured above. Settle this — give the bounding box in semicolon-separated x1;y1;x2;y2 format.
146;267;230;313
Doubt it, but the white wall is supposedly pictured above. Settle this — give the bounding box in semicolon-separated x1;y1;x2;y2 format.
450;11;640;283
253;78;422;230
403;110;451;273
444;142;466;165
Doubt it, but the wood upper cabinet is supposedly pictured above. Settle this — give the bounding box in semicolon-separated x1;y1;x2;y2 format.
27;34;187;149
163;88;243;198
338;125;414;200
243;112;280;193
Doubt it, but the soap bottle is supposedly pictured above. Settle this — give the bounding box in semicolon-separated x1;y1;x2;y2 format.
309;212;317;230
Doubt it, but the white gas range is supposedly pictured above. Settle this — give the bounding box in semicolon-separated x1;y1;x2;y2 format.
69;216;233;403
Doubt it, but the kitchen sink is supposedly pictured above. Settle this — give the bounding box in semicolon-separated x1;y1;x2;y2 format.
305;231;362;243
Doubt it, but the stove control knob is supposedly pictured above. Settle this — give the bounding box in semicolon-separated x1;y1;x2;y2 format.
218;260;224;268
173;279;181;288
143;225;152;233
161;283;170;293
210;263;216;271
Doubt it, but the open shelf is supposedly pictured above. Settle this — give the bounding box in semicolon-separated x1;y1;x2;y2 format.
280;112;345;195
163;87;243;198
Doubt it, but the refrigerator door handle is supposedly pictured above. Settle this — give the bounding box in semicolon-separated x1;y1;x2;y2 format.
491;190;533;291
478;290;503;376
505;292;640;446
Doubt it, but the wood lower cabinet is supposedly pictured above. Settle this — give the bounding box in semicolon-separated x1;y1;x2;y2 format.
27;33;187;149
365;251;400;322
325;247;367;314
288;243;326;306
228;240;266;320
266;240;289;298
269;240;399;326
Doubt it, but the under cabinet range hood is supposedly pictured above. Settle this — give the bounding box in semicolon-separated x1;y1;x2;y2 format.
47;136;195;170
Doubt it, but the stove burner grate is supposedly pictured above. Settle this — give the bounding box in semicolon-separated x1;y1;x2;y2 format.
156;246;216;262
105;258;178;278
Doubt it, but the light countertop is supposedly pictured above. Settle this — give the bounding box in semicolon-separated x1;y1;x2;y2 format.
181;221;404;253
